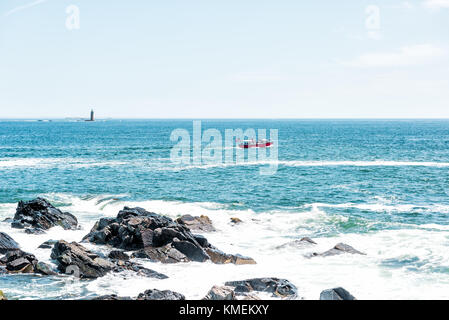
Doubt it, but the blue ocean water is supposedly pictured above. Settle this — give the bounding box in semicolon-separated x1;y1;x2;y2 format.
1;119;449;299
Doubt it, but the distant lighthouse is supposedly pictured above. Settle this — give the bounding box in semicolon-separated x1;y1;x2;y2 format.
86;109;95;122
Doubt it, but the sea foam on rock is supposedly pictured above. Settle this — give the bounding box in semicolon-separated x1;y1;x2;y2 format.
11;198;78;233
83;206;255;265
311;243;366;257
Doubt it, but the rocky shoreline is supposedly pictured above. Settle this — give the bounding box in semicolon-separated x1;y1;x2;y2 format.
0;197;360;300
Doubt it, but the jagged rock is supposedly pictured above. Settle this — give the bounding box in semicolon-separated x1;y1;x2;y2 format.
176;214;216;232
25;228;46;235
108;250;129;261
0;232;20;254
113;260;167;279
137;289;185;300
203;285;236;300
0;290;6;300
84;206;255;265
38;240;58;249
91;295;132;300
230;217;242;224
205;247;256;265
131;244;189;263
11;198;78;231
312;243;366;257
225;278;297;298
276;237;317;249
35;262;58;276
320;287;356;300
51;240;115;279
3;250;38;273
238;293;262;300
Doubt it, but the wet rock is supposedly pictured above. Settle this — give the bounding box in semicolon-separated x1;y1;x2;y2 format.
205;247;256;265
2;218;12;223
25;228;46;235
0;290;6;300
203;285;236;300
3;250;38;273
38;240;58;249
137;289;185;300
225;278;297;298
51;240;115;279
238;293;262;300
312;243;366;257
276;237;317;249
108;250;129;261
113;260;167;279
11;198;78;231
91;295;132;300
0;266;6;274
320;287;356;300
84;206;255;265
35;261;58;276
0;232;20;254
131;245;189;264
230;217;242;224
176;214;216;232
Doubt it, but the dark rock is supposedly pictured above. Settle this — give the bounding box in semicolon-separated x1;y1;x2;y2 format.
225;278;297;298
3;250;38;273
112;260;168;279
131;245;189;264
2;218;13;223
25;228;46;235
108;250;130;261
203;285;236;300
176;214;216;232
205;247;256;265
91;295;132;300
35;261;58;276
312;243;366;257
172;240;209;262
137;289;185;300
38;240;58;249
84;206;254;265
276;237;317;249
50;240;115;279
0;266;6;274
320;287;356;300
0;232;20;254
11;198;78;231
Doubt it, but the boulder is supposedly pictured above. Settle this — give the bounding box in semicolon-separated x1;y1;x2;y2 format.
230;217;242;224
11;198;78;231
320;287;356;300
176;214;216;232
108;250;130;261
203;285;236;300
0;232;20;254
137;289;185;300
205;247;256;265
51;240;167;279
35;261;58;276
312;243;366;257
38;240;58;249
51;240;115;279
2;250;38;273
276;237;317;249
225;278;297;298
83;206;255;265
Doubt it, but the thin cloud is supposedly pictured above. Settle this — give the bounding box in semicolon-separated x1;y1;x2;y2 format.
342;44;446;68
423;0;449;8
4;0;48;17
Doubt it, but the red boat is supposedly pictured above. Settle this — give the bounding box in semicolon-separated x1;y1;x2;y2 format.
238;139;273;149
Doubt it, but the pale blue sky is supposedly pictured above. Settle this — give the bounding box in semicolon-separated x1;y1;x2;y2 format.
0;0;448;118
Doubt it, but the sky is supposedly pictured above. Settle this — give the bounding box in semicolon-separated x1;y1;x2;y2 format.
0;0;448;119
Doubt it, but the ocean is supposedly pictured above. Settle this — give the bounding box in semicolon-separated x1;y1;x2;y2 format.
1;119;449;299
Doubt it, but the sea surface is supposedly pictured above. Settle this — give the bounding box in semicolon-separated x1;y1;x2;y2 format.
1;119;449;300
